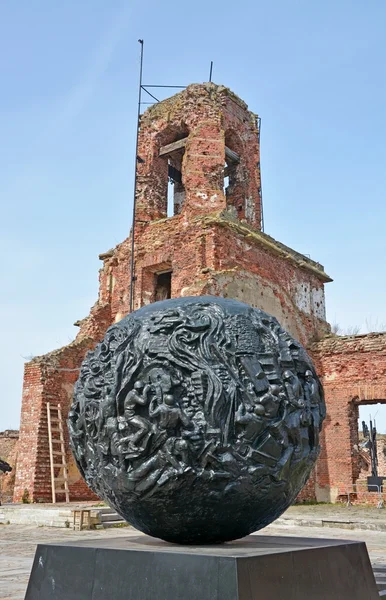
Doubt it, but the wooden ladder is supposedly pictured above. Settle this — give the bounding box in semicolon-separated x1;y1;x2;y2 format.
47;402;70;503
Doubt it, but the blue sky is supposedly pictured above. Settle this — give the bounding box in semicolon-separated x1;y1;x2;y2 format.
0;0;385;432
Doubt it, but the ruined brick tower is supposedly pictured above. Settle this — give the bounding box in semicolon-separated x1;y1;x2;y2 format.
14;83;348;503
95;83;331;342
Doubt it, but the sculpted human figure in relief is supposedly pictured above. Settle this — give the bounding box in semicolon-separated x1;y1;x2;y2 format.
70;296;326;544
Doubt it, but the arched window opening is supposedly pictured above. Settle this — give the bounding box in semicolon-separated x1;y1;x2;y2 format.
158;126;188;217
223;162;230;195
224;131;243;214
167;156;185;216
167;179;174;218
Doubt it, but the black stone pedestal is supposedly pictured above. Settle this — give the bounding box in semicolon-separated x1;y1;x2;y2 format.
25;534;379;600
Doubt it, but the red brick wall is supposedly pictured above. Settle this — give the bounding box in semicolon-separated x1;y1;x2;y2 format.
296;470;317;503
13;340;99;502
204;221;329;346
308;333;386;502
0;430;19;462
94;217;330;347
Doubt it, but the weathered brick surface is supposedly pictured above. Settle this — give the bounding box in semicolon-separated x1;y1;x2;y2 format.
13;340;99;502
307;333;386;502
15;83;383;506
96;215;330;345
296;469;317;503
135;84;262;227
0;430;19;462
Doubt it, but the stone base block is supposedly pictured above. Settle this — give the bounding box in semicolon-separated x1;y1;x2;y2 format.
25;534;379;600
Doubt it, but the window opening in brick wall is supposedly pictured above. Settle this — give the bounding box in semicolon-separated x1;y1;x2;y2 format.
159;131;188;217
224;156;241;213
167;159;184;217
223;162;229;194
155;271;172;302
358;403;386;479
224;136;241;214
167;177;174;218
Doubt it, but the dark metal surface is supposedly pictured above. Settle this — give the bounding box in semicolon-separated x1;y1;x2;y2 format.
25;535;379;600
361;417;380;484
0;459;12;473
369;419;378;477
69;296;326;544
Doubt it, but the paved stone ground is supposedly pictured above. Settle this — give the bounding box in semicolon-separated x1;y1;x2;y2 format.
1;519;386;599
286;504;386;523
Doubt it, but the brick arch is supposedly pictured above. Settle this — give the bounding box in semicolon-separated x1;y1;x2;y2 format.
136;122;190;222
224;129;248;219
155;122;190;147
157;123;190;217
224;128;244;154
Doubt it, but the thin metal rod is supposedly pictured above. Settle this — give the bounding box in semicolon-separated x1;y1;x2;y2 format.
258;116;264;232
129;39;144;313
142;85;186;88
141;86;160;102
209;61;213;82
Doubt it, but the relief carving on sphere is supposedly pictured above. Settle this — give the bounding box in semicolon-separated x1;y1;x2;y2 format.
69;299;325;510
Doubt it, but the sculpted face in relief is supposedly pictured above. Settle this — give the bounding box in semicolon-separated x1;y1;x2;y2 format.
69;297;325;544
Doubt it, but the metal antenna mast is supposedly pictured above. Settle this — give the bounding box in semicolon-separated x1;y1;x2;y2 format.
129;39;144;313
257;116;264;232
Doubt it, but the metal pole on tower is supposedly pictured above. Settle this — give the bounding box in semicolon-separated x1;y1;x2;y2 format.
129;39;144;313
